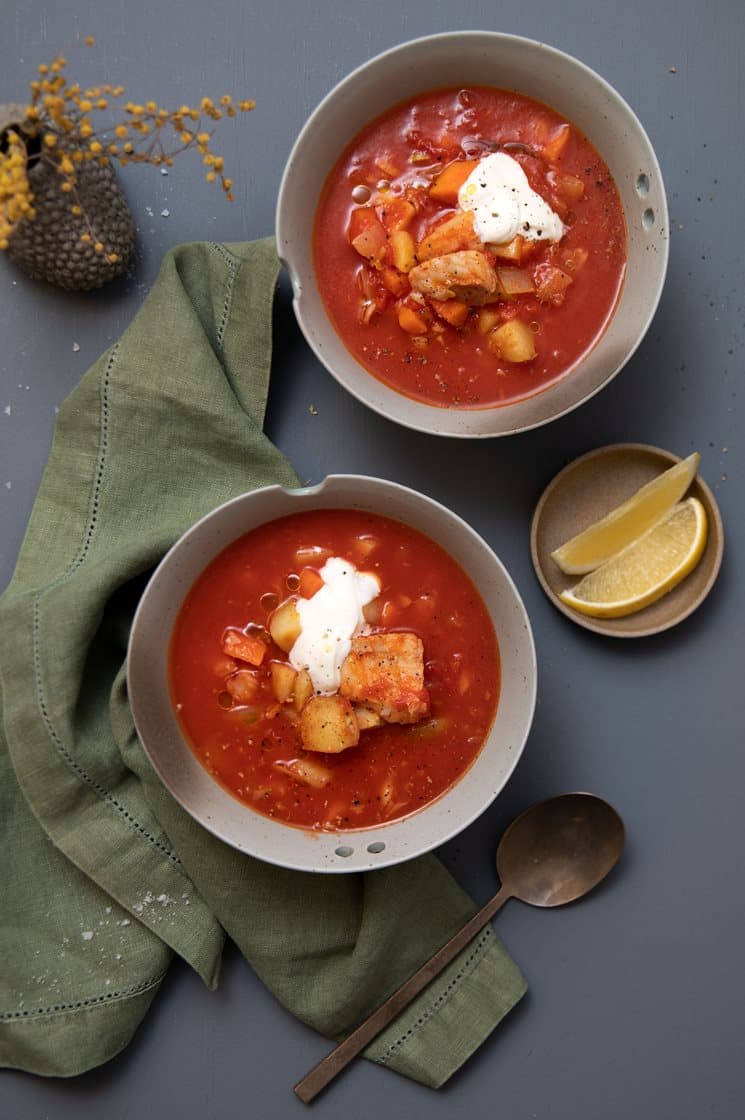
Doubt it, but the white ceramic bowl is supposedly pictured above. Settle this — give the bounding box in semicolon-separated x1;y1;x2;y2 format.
276;31;668;437
127;476;536;873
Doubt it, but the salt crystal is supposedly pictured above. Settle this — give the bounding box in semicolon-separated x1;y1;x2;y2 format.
160;167;169;175
72;342;80;353
145;206;154;217
119;919;131;927
105;906;112;914
81;931;93;941
3;405;10;415
160;209;170;218
4;481;11;490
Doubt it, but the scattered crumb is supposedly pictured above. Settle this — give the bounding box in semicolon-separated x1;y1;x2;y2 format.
81;931;93;941
669;65;678;73
309;403;318;415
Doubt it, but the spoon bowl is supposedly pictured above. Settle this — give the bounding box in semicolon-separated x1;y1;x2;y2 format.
294;791;625;1102
497;792;625;908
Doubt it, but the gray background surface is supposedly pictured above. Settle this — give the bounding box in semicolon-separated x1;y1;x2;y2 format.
1;1;743;1117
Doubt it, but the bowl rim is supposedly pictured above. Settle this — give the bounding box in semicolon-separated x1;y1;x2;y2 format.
276;29;670;438
127;474;537;873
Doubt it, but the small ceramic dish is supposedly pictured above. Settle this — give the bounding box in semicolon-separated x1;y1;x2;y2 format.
530;443;724;637
128;475;537;872
276;31;669;437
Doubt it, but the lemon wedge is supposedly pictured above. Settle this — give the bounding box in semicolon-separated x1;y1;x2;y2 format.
559;497;708;618
551;452;701;575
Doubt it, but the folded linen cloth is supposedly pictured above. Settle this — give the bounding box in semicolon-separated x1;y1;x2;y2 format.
0;238;526;1084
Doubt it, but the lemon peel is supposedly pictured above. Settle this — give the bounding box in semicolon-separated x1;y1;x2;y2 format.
551;452;700;575
559;497;708;618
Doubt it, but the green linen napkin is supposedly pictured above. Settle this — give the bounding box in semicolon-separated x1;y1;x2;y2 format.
0;238;526;1084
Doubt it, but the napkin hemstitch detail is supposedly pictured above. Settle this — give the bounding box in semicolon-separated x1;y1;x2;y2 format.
25;343;182;869
207;242;239;347
0;971;168;1023
376;925;494;1066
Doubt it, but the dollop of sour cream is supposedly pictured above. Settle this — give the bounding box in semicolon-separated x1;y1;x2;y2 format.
458;152;565;245
289;557;380;693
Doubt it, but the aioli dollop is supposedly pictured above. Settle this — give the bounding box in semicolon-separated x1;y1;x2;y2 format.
458;152;565;245
289;557;380;693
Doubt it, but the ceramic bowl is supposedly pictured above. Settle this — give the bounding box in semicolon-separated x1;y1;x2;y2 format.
127;476;536;873
276;31;668;437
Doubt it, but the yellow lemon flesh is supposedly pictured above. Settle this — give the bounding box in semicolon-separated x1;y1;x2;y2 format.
551;452;701;575
559;497;708;618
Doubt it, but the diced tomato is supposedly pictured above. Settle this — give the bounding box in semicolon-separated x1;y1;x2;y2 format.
534;263;574;305
357;266;390;324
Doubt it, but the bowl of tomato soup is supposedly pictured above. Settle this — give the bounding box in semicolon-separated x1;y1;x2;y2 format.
276;31;668;437
127;476;536;872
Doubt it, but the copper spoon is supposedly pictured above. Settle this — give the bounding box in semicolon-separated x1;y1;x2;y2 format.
294;792;625;1104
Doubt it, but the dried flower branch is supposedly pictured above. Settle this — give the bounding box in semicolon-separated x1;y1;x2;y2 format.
1;37;255;252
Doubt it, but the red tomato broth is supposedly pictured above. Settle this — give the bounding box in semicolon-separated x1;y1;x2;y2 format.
169;509;500;831
313;86;627;408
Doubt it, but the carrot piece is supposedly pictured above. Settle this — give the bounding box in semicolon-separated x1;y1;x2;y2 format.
397;305;428;335
541;124;571;163
298;567;324;598
429;298;470;328
381;267;409;297
429;158;480;205
222;628;267;666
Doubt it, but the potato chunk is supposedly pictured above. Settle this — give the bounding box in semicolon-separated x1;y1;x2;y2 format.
293;668;314;712
268;597;301;652
270;661;297;704
339;632;430;724
488;319;537;363
299;695;360;754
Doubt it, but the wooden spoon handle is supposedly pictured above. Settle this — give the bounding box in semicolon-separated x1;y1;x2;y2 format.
293;884;512;1103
